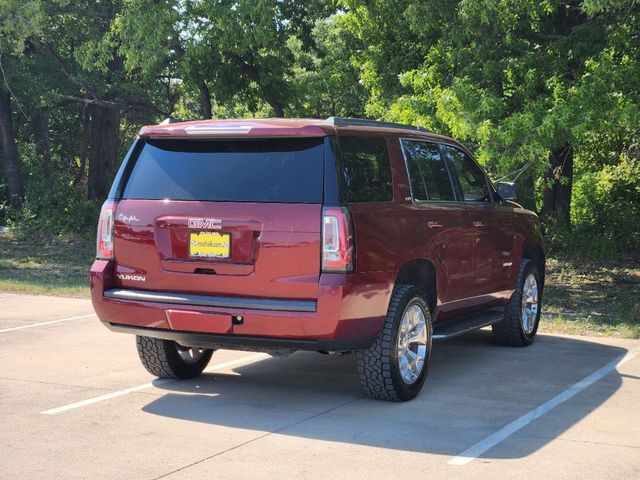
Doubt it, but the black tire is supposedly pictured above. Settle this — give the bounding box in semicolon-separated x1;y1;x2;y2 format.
136;335;214;379
355;285;433;402
492;259;542;346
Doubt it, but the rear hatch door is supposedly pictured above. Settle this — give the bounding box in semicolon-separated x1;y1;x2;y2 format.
112;137;326;301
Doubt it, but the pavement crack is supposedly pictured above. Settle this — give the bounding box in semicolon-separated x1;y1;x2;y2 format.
530;434;640;450
0;376;116;392
149;394;365;480
0;376;162;398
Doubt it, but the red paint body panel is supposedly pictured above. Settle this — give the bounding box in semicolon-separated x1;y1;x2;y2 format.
112;200;321;299
91;118;544;349
92;258;392;339
166;310;233;334
139;119;331;139
413;203;477;305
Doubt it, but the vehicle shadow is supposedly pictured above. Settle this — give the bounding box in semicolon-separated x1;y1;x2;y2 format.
142;330;630;459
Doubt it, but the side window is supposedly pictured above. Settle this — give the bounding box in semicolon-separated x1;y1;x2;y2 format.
402;139;455;201
340;136;393;202
442;145;491;202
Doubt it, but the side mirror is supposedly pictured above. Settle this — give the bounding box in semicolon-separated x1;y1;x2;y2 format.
496;182;517;201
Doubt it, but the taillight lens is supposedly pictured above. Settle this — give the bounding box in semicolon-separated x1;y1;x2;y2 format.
96;200;117;259
322;207;354;272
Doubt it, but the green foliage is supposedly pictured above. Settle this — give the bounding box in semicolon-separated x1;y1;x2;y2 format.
5;144;99;237
0;0;45;54
116;0;335;117
289;16;368;117
570;150;640;254
1;0;639;260
339;0;640;257
545;151;640;260
10;177;100;238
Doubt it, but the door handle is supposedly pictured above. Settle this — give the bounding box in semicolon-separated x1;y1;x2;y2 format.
427;221;443;229
473;221;485;228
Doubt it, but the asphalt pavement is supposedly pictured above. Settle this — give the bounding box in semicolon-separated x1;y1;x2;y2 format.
1;292;638;479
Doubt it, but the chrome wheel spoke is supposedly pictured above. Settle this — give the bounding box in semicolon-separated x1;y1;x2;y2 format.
407;307;419;330
405;349;417;369
177;346;204;364
397;303;429;385
399;355;410;380
520;273;539;335
408;323;426;345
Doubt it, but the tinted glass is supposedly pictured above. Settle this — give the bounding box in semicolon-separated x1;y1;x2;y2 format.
122;138;324;203
402;140;455;201
340;136;393;202
442;145;491;202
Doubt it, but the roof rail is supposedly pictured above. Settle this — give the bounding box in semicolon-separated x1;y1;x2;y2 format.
325;116;429;133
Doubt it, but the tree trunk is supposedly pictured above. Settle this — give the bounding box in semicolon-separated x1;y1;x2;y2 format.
270;100;285;118
228;54;286;117
87;105;120;201
0;89;24;208
270;102;284;117
33;112;52;182
73;106;90;187
198;81;212;120
541;144;573;226
518;172;536;213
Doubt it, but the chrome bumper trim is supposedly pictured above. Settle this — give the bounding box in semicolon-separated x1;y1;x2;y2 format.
104;289;317;312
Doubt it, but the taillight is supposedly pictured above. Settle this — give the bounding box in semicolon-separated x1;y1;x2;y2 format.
96;200;117;259
322;207;354;273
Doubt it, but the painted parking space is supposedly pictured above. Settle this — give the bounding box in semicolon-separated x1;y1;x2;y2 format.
0;292;94;331
1;293;638;479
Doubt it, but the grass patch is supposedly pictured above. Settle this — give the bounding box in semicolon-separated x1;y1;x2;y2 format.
0;231;638;338
540;258;640;339
0;231;94;297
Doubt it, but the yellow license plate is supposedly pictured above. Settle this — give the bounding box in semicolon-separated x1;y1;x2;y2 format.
189;231;231;258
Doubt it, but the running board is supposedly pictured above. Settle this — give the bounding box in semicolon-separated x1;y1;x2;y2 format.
433;309;504;341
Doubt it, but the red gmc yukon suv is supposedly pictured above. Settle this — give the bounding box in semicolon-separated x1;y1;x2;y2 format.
90;117;545;401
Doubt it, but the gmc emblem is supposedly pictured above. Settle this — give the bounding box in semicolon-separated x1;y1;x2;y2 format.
188;218;222;229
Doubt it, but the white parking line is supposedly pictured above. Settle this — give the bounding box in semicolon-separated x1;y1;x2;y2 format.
448;347;640;466
41;353;269;415
0;314;96;333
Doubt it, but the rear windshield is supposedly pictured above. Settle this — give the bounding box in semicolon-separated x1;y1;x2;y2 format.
122;138;324;203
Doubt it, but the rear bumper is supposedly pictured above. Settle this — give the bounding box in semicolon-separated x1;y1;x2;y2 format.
91;259;394;351
103;322;375;352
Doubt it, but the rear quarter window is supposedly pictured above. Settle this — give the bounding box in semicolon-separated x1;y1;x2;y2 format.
122;138;324;203
339;136;393;202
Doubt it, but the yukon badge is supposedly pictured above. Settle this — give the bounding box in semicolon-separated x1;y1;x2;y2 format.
117;274;146;282
188;218;222;230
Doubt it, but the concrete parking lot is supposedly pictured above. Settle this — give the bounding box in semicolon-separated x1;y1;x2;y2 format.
1;292;639;479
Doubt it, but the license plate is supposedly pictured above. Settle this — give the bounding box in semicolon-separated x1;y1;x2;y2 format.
189;231;231;258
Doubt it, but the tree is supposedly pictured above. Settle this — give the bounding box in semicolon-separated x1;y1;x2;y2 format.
289;16;369;118
116;0;334;119
0;0;45;208
1;0;174;202
341;0;640;225
0;86;24;208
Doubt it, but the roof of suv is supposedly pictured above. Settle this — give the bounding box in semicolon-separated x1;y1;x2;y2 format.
138;117;455;144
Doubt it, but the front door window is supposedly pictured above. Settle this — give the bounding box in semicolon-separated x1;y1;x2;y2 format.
441;145;492;202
